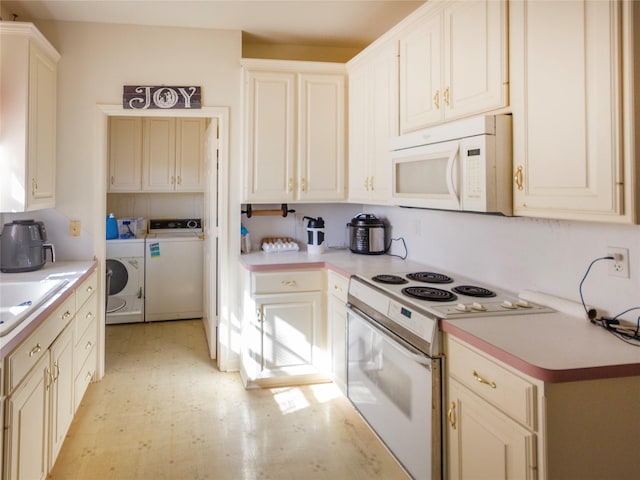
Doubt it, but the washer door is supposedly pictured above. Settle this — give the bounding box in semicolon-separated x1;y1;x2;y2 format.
106;259;128;295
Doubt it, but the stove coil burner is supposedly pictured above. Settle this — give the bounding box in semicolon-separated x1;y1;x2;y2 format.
406;272;454;284
371;274;409;285
402;286;458;302
452;285;497;298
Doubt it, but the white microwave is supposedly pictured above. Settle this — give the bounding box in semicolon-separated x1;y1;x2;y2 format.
389;114;513;215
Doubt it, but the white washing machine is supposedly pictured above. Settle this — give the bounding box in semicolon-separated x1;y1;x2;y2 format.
106;238;145;324
144;219;203;322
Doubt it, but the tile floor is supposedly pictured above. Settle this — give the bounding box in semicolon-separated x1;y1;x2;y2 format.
48;319;410;479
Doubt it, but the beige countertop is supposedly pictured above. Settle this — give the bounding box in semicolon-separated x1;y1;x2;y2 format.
0;260;97;358
241;250;640;383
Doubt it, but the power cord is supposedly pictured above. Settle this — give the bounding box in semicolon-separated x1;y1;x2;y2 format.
386;237;408;259
579;255;640;347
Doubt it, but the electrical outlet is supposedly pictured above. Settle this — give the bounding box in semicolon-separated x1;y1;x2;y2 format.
69;220;81;237
607;247;629;278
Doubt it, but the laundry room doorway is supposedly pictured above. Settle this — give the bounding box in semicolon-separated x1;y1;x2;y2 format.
96;105;230;374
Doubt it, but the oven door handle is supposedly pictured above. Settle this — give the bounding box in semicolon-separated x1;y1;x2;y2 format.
348;307;433;368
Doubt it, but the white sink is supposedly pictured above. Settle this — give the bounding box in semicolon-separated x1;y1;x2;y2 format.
0;279;69;337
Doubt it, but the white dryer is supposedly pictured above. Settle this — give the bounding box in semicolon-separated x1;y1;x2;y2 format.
106;238;145;324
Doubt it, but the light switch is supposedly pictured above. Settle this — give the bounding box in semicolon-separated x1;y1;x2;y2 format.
70;220;81;237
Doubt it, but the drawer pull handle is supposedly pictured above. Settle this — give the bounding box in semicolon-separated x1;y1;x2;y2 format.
46;367;52;390
62;310;72;320
53;361;60;381
85;341;93;350
447;401;457;429
514;165;524;191
473;370;497;389
29;343;42;357
86;285;94;293
281;280;297;287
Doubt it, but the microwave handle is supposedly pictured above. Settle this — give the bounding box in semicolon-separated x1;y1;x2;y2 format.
447;146;460;206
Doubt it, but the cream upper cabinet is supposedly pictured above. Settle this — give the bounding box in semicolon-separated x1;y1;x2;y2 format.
109;117;207;193
0;22;60;212
398;0;508;134
348;39;398;204
510;0;635;223
242;59;346;203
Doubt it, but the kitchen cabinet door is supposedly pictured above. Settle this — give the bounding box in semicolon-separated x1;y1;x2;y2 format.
447;378;536;480
4;353;50;480
142;117;177;192
510;0;630;222
49;326;74;468
348;39;397;204
243;69;296;203
297;73;346;201
399;8;442;133
0;23;59;212
175;118;207;191
108;117;143;192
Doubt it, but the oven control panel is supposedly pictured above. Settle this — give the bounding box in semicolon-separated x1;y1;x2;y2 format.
387;300;437;343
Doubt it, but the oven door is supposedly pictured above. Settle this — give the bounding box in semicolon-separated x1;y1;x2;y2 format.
390;139;461;211
347;307;441;480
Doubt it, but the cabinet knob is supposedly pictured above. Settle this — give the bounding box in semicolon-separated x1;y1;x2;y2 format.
62;310;72;320
86;285;94;293
85;341;93;350
29;343;42;357
86;311;93;319
514;165;524;191
447;401;457;429
433;90;440;110
472;370;497;389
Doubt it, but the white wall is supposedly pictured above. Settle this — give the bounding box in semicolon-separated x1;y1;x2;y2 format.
365;205;640;322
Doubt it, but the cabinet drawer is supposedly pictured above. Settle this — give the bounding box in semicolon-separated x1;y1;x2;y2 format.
251;270;322;294
5;294;75;393
327;270;348;303
74;316;97;378
76;269;98;309
74;344;96;410
74;292;98;346
447;337;537;430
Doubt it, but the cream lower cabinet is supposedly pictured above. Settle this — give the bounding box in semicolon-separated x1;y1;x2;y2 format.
242;59;346;203
447;379;536;480
445;334;640;480
326;270;348;395
3;270;98;480
347;39;397;204
510;0;636;222
242;269;327;387
398;0;508;133
0;22;60;212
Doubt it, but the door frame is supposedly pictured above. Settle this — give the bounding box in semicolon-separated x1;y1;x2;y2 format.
94;105;230;377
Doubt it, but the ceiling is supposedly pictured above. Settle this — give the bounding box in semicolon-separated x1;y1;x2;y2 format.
1;0;425;49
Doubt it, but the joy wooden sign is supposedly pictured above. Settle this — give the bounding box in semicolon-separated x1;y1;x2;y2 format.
123;86;201;109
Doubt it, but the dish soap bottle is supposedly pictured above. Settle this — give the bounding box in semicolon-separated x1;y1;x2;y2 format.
240;225;251;253
106;213;119;240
